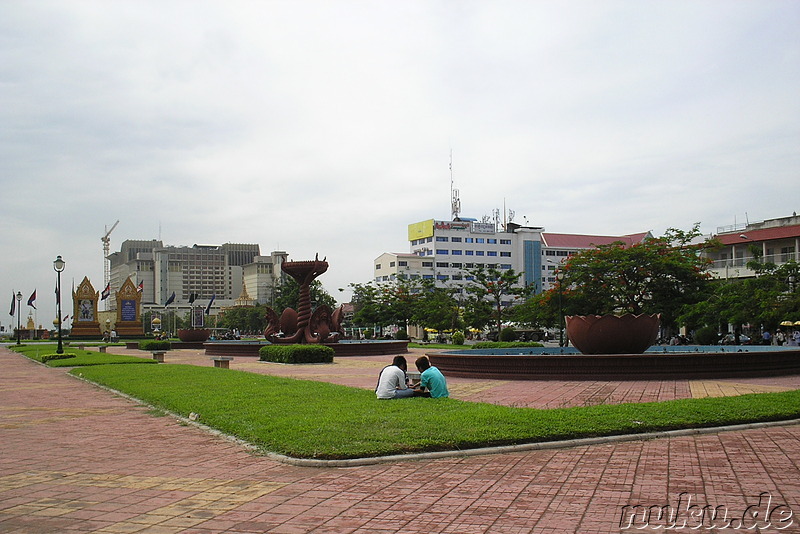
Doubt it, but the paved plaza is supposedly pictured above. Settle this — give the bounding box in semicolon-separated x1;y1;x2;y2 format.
1;345;799;533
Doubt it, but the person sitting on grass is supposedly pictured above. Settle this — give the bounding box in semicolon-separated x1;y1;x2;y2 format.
375;356;414;399
411;356;449;398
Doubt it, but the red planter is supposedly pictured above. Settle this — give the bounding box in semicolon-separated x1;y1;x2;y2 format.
565;314;660;355
178;329;211;342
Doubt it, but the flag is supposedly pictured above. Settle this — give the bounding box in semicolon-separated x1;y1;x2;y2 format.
205;294;216;315
188;293;197;304
164;291;175;307
63;315;70;322
101;284;110;300
55;284;60;305
137;281;143;293
27;290;36;309
9;293;15;317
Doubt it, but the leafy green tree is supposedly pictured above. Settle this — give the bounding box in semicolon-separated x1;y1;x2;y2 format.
273;278;336;313
349;281;392;333
558;225;716;330
218;305;268;333
681;260;800;335
412;282;462;334
464;266;529;335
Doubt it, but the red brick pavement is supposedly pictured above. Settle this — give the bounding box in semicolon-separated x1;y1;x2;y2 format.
1;346;799;533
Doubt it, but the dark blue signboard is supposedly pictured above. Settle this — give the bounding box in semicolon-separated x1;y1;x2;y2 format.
121;300;137;322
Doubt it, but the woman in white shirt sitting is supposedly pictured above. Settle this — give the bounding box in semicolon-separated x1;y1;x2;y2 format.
375;356;415;399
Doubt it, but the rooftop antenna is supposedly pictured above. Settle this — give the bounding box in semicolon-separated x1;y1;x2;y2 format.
450;150;461;221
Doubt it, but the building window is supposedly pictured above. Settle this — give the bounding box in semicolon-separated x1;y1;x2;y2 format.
500;264;512;269
451;263;462;268
436;249;449;255
476;238;485;243
451;237;462;242
476;251;484;256
487;251;498;257
488;238;497;244
399;261;408;266
375;264;381;270
423;274;434;279
545;250;556;256
500;251;511;257
452;250;462;255
436;236;449;242
422;261;433;267
500;239;511;245
557;251;569;256
437;274;449;280
465;250;474;256
465;238;474;243
390;261;396;267
436;262;449;268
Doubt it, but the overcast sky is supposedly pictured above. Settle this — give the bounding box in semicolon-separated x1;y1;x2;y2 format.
1;0;798;329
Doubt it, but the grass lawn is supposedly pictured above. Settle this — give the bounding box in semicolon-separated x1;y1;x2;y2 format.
11;344;156;367
70;363;800;460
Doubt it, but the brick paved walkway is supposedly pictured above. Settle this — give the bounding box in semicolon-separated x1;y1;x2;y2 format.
1;346;799;533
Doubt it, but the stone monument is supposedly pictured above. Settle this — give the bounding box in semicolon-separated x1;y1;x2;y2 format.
114;277;144;337
71;277;102;339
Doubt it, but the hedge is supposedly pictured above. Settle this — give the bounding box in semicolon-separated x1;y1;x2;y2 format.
259;344;335;364
40;353;76;363
138;340;172;351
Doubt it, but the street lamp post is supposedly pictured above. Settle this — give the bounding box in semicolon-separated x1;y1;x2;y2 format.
15;291;22;345
556;270;564;348
53;255;65;354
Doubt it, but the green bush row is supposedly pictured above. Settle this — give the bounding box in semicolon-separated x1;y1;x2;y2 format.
138;340;172;351
259;344;334;364
472;341;545;349
40;353;76;363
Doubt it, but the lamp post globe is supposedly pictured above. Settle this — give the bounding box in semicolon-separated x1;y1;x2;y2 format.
53;255;65;354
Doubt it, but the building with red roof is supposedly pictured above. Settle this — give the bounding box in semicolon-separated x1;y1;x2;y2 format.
704;213;800;280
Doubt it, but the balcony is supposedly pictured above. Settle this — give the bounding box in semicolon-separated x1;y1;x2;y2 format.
707;252;798;280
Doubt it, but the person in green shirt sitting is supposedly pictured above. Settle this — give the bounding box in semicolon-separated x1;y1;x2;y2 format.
412;356;449;398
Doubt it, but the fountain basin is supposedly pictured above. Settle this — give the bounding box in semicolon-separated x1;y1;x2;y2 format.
205;339;409;358
427;345;800;380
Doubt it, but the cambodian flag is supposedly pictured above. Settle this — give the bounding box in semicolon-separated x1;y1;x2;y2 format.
27;290;36;309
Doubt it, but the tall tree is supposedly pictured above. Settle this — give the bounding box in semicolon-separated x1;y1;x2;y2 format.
558;225;716;329
464;266;529;335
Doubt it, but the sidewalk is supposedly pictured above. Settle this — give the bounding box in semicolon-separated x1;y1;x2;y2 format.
1;346;798;533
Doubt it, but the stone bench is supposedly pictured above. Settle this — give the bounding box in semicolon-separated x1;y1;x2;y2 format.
151;351;166;363
210;356;233;369
98;346;107;353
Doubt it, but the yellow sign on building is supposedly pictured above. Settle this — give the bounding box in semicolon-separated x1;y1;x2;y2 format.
408;219;434;241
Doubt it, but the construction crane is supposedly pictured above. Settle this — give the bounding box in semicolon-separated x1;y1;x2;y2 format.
101;220;119;295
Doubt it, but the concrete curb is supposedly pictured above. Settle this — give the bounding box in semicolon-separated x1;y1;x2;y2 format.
67;370;800;468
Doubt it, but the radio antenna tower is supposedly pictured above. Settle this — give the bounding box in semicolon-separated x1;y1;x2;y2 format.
450;150;461;221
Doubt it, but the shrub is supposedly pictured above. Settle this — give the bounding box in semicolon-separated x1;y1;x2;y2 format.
395;329;408;340
499;327;517;342
694;326;719;345
40;353;75;363
363;330;374;339
451;331;465;345
139;340;172;351
259;344;334;364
